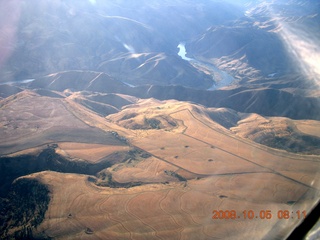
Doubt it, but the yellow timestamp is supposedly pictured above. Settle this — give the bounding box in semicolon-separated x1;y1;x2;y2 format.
212;210;307;220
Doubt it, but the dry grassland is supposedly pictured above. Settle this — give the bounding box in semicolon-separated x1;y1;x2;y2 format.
3;96;319;239
119;101;319;186
56;142;130;163
230;114;320;154
110;156;181;183
167;106;319;186
6;145;47;157
295;120;320;138
27;169;315;240
0;91;125;155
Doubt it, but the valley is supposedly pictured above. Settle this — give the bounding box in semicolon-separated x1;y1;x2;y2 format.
0;0;319;239
177;43;235;89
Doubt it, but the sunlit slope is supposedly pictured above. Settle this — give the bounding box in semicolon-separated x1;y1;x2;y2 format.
56;142;130;163
0;90;125;155
231;114;320;155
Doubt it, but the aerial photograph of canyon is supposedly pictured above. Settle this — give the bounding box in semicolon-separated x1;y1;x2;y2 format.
0;0;319;239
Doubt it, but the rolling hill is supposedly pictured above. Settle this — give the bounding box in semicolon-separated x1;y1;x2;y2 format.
1;86;319;239
0;0;319;239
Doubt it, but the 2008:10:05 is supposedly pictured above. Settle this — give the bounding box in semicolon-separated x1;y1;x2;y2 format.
212;210;307;220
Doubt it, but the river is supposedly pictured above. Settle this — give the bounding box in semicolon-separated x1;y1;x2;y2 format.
177;42;234;90
177;43;193;61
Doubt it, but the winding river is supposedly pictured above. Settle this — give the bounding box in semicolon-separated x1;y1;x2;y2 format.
177;42;234;90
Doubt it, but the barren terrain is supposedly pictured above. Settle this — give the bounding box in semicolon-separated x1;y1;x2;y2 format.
1;91;319;239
